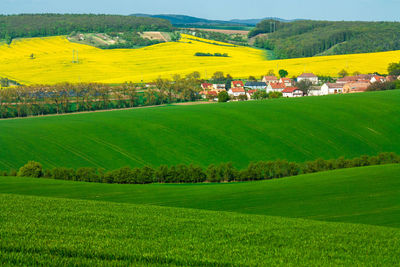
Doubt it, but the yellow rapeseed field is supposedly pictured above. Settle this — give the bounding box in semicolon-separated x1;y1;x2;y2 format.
0;34;399;84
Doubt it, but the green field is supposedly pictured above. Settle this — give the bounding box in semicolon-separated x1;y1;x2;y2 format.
1;164;399;227
1;165;400;265
0;90;399;171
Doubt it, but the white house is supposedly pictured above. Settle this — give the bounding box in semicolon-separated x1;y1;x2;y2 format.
320;83;344;95
213;84;226;90
228;87;246;97
297;73;319;84
282;87;303;97
267;82;286;93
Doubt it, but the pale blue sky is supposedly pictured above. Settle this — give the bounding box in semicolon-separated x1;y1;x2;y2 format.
2;0;400;21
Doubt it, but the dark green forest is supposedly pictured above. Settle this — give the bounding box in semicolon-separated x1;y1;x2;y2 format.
0;14;174;43
250;20;400;59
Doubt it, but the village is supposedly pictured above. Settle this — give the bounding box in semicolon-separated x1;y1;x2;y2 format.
199;72;397;101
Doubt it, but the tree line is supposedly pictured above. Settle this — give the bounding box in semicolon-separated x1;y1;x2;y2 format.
0;14;174;43
0;73;203;119
6;152;399;184
250;20;400;59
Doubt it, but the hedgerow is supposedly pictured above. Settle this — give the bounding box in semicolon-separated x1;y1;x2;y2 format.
4;152;399;184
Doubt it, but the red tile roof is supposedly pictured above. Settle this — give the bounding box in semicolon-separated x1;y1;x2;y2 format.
325;83;344;88
232;81;244;87
264;76;278;81
269;83;286;89
298;73;317;78
247;89;258;94
282;87;301;93
230;87;245;93
201;83;212;88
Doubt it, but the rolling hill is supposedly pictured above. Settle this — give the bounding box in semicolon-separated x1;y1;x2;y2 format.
1;193;399;266
1;164;399;227
0;91;399;171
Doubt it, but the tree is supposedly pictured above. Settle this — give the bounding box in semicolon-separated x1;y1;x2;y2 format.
218;91;230;102
338;69;349;78
352;71;361;76
211;71;225;84
252;90;268;100
267;69;275;76
388;61;400;76
238;94;248;101
18;161;43;178
296;80;313;96
248;76;257;81
279;69;288;78
30;53;35;59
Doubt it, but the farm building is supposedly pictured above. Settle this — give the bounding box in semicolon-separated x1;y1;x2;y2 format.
343;82;370;93
244;81;267;90
337;75;372;84
282;87;303;97
320;83;344;95
297;73;319;84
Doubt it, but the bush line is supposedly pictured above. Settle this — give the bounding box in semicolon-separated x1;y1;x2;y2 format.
2;152;399;184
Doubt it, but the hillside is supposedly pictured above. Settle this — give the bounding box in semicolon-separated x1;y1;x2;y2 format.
0;14;173;42
1;164;399;227
251;20;400;59
1;34;400;84
1;193;399;266
0;91;399;171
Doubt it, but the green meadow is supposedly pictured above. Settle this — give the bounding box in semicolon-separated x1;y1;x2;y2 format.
1;164;400;265
0;90;399;171
1;164;399;227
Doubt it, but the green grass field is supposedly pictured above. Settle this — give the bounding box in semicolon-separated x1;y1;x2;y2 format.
0;90;399;171
2;193;399;266
1;164;399;227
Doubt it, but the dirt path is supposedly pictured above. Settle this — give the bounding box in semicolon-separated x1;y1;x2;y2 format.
0;101;217;121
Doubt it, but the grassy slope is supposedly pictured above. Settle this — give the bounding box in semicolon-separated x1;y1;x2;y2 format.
1;164;399;228
0;91;399;171
1;193;399;266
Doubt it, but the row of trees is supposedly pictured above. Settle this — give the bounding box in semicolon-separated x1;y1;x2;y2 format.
8;152;399;184
0;73;204;119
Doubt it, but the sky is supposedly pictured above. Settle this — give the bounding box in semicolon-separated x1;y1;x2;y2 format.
2;0;400;21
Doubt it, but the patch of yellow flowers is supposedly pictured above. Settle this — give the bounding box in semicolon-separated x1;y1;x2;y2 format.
0;34;399;84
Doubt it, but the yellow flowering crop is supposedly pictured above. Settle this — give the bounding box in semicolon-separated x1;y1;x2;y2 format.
0;34;399;84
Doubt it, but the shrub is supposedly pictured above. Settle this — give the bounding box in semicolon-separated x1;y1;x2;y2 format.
76;167;99;182
52;167;76;180
18;161;43;178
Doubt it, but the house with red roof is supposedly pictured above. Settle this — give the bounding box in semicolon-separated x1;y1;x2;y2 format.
199;90;218;101
282;87;304;97
297;73;319;84
228;87;246;98
267;82;286;93
279;78;294;87
246;89;258;100
231;81;244;88
262;76;279;84
201;83;213;90
370;75;386;83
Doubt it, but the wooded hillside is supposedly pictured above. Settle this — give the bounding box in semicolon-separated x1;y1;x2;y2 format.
0;14;174;42
250;20;400;59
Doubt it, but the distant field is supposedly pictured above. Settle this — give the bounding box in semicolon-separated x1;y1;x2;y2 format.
1;34;400;84
1;164;399;227
2;193;399;266
0;90;399;170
